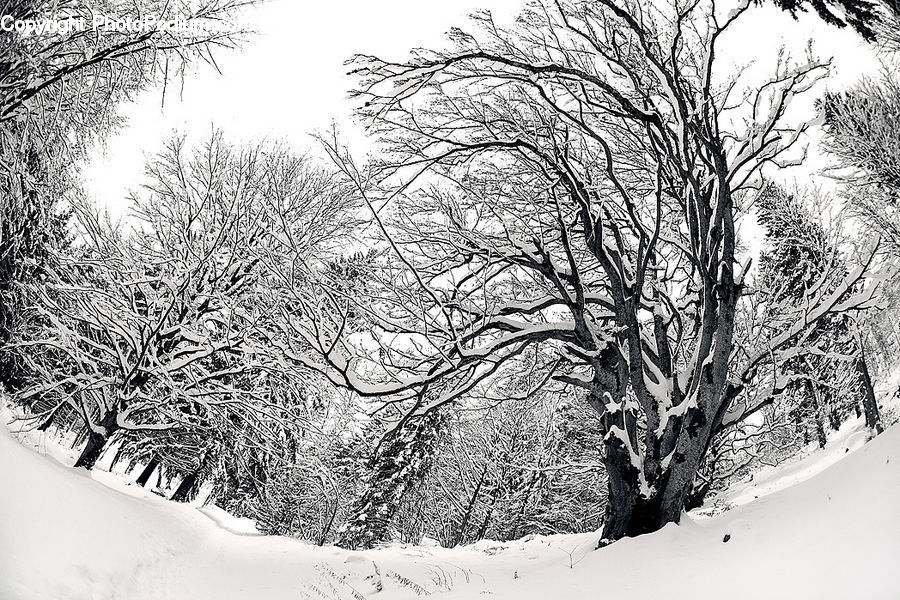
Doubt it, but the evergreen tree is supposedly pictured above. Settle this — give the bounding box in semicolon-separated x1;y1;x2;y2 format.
764;0;883;41
755;184;880;442
0;129;70;390
337;410;444;550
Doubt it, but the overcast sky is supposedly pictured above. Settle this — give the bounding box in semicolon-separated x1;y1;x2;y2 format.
81;0;881;217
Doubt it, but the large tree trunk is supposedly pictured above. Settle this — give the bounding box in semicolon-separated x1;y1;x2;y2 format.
73;410;118;470
135;457;160;487
598;382;725;541
599;426;706;540
600;454;699;540
171;473;199;502
601;445;666;540
684;449;718;512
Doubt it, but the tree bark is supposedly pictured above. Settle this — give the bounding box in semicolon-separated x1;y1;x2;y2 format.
855;353;884;435
73;410;118;470
601;444;665;540
171;473;199;502
600;432;707;540
135;457;160;487
598;386;723;541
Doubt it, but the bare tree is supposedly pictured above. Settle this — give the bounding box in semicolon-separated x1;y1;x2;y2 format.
820;54;900;423
278;0;883;542
0;0;252;131
0;0;252;389
822;75;900;255
407;391;606;547
13;134;305;469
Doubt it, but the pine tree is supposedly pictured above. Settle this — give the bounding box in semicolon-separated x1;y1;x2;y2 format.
819;74;899;437
764;0;883;41
337;410;444;550
0;127;71;391
755;184;880;442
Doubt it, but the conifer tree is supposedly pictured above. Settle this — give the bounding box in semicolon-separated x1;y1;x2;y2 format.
337;410;444;549
755;184;881;440
765;0;883;41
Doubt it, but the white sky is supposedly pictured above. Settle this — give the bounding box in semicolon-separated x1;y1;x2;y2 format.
80;0;882;217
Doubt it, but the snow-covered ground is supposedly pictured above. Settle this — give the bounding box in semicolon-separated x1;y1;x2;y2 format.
694;417;876;516
1;414;898;599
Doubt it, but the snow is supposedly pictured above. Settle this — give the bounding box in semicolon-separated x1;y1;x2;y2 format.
2;413;899;599
697;417;875;513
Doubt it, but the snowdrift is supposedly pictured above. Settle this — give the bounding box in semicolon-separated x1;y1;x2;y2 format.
1;422;898;600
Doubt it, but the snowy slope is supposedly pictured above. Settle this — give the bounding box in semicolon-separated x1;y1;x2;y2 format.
694;417;875;515
1;421;898;600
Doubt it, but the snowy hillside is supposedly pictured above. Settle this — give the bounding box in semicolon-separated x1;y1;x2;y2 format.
1;419;898;600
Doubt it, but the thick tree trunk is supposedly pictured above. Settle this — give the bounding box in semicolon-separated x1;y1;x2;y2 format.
684;437;721;511
600;443;687;540
601;481;687;541
657;397;724;532
601;445;639;540
595;423;720;539
855;354;884;435
73;410;118;470
599;390;723;542
171;473;199;502
135;457;160;487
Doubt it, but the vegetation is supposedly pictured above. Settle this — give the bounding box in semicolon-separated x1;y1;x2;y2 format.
3;0;899;552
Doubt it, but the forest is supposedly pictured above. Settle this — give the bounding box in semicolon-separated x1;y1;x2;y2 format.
1;0;900;592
